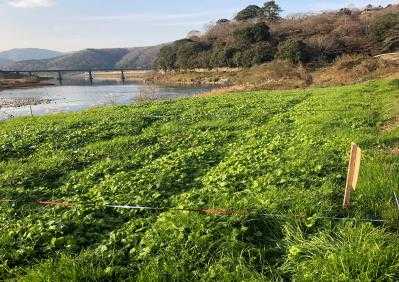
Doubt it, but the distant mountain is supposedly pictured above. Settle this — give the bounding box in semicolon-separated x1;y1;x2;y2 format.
47;48;130;70
0;58;13;66
1;46;162;71
116;46;163;69
0;48;63;62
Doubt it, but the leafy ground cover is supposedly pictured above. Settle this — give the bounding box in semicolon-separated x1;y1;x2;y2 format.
0;79;398;281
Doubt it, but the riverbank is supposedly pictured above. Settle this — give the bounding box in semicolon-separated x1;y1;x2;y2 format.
0;77;54;91
93;70;151;83
0;96;51;108
145;54;399;92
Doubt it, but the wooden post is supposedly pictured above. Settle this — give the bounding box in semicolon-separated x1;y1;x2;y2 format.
394;192;399;213
89;70;93;85
29;105;33;117
343;143;362;209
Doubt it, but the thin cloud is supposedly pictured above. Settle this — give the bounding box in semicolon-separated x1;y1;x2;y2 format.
7;0;55;8
81;10;236;23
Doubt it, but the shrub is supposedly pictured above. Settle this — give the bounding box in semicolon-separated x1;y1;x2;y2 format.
232;42;275;68
370;13;399;42
382;36;399;52
277;39;310;64
206;45;239;68
252;42;276;64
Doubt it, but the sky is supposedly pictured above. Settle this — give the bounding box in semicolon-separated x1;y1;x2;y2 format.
0;0;397;52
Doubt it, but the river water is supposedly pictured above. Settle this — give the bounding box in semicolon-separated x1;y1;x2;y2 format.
0;81;210;120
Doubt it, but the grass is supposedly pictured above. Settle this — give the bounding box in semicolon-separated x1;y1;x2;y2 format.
0;79;398;281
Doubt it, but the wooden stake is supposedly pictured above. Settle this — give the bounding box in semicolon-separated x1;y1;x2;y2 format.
343;143;362;209
393;192;399;213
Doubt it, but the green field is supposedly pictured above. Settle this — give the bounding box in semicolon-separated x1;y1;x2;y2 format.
1;79;399;281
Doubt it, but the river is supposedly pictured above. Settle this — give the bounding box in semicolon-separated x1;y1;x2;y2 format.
0;80;210;120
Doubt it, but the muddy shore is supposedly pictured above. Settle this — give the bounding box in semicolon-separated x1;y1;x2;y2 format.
0;78;54;91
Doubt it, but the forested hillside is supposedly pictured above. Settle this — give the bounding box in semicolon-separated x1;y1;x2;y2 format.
156;2;399;70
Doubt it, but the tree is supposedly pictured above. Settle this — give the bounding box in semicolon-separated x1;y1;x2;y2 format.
234;5;262;21
175;40;210;69
365;4;373;10
233;42;275;67
233;22;271;44
186;30;201;39
337;8;352;16
262;1;282;22
156;45;177;70
216;19;230;24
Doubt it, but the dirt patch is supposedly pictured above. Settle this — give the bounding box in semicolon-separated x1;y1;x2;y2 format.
376;52;399;63
380;116;399;132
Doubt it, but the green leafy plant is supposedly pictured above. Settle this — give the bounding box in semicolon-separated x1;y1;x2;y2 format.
0;79;398;281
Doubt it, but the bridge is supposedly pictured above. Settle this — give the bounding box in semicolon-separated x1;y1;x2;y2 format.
0;68;143;85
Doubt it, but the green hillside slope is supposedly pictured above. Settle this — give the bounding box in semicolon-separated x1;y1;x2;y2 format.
0;79;398;281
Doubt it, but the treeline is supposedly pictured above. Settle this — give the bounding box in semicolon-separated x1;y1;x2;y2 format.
156;1;399;70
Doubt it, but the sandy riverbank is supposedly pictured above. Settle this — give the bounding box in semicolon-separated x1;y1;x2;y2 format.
69;70;152;83
0;78;54;91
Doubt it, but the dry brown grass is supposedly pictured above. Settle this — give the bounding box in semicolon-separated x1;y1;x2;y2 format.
380;115;399;132
198;85;250;97
94;70;151;82
198;62;314;96
136;85;162;103
149;53;398;97
313;54;399;86
0;77;53;91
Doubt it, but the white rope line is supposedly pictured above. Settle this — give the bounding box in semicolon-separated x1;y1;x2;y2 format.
2;189;399;224
102;203;396;223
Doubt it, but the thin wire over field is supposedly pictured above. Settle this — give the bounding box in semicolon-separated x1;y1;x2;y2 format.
1;199;395;224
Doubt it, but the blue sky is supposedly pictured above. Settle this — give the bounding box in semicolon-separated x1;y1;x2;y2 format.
0;0;397;52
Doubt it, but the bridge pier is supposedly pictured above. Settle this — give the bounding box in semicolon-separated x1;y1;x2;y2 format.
88;70;93;85
57;71;63;85
28;71;32;77
121;70;126;84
